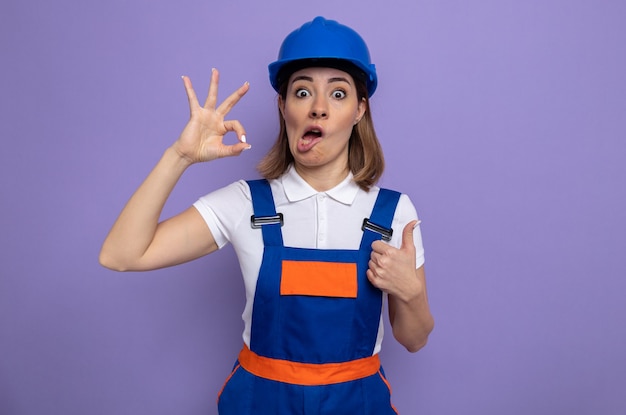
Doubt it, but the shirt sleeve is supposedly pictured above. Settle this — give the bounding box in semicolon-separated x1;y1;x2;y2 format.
393;194;426;269
192;180;251;250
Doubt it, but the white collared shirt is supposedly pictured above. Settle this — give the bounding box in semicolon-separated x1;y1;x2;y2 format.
193;165;425;354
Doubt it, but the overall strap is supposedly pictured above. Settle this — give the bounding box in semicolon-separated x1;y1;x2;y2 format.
247;179;284;247
359;188;401;250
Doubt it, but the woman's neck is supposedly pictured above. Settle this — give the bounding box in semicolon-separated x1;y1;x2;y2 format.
294;163;350;192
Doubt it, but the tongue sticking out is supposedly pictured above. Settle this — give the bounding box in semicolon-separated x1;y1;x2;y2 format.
297;130;323;152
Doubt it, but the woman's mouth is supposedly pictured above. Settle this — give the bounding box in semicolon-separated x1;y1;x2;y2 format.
298;128;324;152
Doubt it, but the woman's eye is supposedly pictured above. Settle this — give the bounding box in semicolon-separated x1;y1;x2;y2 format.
295;89;310;98
332;90;347;99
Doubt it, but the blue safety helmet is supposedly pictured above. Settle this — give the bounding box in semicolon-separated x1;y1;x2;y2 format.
268;16;378;97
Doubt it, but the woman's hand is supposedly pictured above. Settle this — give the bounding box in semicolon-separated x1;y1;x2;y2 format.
367;220;423;301
367;220;434;352
173;69;251;164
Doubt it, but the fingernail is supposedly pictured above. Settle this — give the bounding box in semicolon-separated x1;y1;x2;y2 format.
241;135;247;143
243;145;252;151
413;220;422;229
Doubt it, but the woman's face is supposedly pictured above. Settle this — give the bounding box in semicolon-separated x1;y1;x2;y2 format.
280;67;366;175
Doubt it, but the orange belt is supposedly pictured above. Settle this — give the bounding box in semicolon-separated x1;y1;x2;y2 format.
237;345;380;386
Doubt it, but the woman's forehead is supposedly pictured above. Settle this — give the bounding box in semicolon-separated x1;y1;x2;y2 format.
288;67;355;84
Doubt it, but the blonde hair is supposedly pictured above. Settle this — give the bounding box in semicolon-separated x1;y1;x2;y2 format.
257;74;385;191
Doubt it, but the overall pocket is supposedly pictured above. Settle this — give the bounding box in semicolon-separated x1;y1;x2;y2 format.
217;363;254;414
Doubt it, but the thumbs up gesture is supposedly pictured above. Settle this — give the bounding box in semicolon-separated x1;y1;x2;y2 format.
367;220;422;300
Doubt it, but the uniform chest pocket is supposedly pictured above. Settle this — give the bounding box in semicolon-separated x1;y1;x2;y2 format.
280;260;358;298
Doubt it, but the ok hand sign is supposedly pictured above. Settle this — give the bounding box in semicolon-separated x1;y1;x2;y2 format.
173;69;251;164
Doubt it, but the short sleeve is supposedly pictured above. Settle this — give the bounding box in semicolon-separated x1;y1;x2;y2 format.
392;194;425;269
192;180;252;249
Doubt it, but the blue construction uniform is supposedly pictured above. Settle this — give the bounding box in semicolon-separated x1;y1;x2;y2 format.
217;179;401;414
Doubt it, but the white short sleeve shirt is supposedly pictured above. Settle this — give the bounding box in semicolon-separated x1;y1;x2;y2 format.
193;165;425;355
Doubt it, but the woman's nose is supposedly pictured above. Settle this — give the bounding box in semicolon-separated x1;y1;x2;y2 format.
309;97;328;119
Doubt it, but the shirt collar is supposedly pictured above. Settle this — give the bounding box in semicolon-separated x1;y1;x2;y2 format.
281;164;360;205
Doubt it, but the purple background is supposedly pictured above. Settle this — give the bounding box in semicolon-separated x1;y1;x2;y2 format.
1;1;625;414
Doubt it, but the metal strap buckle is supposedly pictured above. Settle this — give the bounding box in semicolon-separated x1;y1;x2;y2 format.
251;213;284;229
361;218;393;242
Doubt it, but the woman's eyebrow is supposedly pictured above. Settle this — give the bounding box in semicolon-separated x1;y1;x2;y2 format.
291;75;352;85
328;77;351;84
291;75;314;84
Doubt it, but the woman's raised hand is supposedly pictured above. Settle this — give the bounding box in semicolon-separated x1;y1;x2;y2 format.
173;69;250;164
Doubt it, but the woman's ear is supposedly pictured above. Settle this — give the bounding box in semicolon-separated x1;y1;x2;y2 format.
355;97;367;124
278;95;285;117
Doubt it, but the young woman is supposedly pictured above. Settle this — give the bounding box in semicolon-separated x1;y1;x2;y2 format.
100;16;434;414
